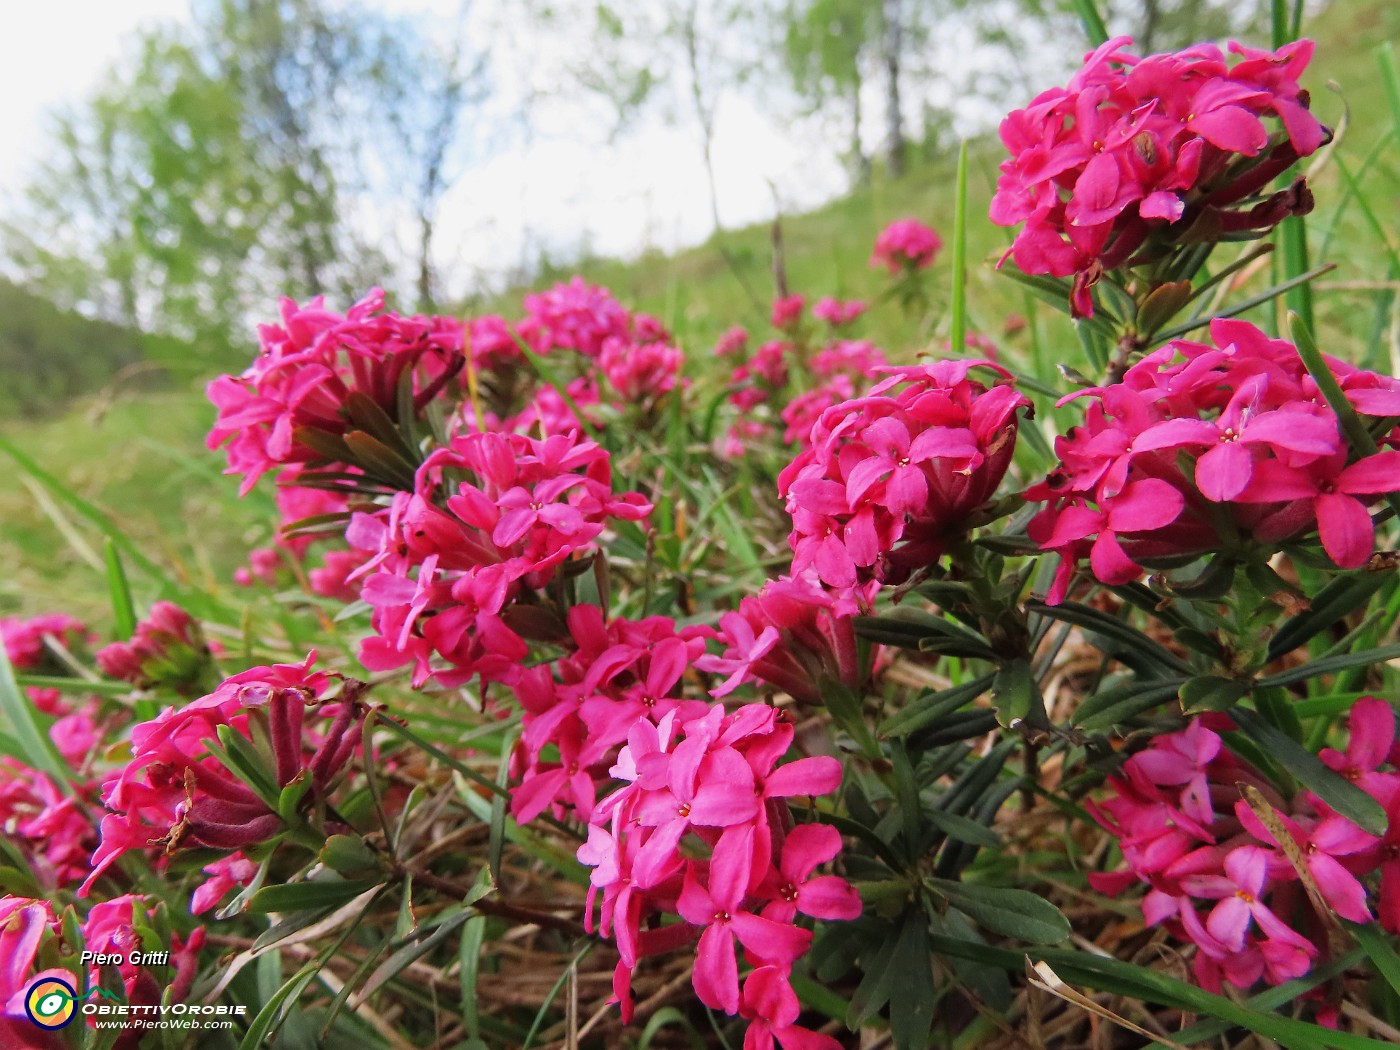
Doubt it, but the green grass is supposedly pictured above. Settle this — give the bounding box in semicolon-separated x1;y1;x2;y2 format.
3;0;1397;628
0;387;273;624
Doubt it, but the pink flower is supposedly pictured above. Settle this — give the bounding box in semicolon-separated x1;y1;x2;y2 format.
714;326;750;358
811;297;867;328
207;289;465;494
780;361;1030;591
760;824;861;924
1234;801;1377;925
1235;450;1400;568
1028;320;1400;598
0;897;64;1050
991;37;1325;316
578;700;855;1029
771;295;806;331
871;218;942;273
191;853;260;915
97;601;214;694
598;336;683;404
521;277;631;358
82;655;367;894
676;865;813;1015
1180;846;1317;956
740;966;843;1050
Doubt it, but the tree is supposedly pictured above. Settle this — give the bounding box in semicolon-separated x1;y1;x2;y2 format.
781;0;878;185
3;0;490;356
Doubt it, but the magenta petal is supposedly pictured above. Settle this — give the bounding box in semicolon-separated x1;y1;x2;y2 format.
796;875;863;920
710;824;757;912
1190;106;1267;155
1195;442;1254;503
1308;853;1373;923
1316;492;1374;569
691;921;740;1014
1337;451;1400;494
765;756;843;799
1205;896;1252;951
730;910;813;966
1105;479;1183;531
1347;698;1396;771
780;823;844;880
1089;533;1140;585
1134;418;1219;453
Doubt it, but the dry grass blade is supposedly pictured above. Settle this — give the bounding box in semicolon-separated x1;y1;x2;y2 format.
1025;959;1192;1050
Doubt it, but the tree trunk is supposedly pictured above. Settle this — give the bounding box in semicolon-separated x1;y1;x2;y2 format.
681;1;722;232
881;0;906;178
851;74;870;186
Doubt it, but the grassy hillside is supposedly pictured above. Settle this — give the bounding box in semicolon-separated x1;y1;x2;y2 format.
2;0;1397;626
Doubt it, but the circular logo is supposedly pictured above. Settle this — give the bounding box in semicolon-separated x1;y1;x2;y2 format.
25;976;77;1029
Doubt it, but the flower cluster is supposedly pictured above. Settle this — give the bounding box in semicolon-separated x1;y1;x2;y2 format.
2;612;90;714
1092;702;1400;993
598;335;683;405
97;602;215;695
82;655;366;894
577;701;858;1046
991;37;1326;315
509;607;711;825
812;297;867;328
351;429;652;688
698;572;879;704
207;288;466;493
1027;319;1400;602
519;276;635;358
780;360;1031;590
780;339;889;448
870;218;942;273
0;758;96;890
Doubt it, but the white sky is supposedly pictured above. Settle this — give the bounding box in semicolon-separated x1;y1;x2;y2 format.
0;0;850;293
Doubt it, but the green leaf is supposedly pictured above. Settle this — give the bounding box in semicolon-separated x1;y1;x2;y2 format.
459;909;489;1041
276;775;312;823
887;913;936;1050
1230;706;1386;835
819;675;880;759
853;611;992;657
880;674;994;739
928;933;1389;1050
921;808;1002;849
950;140;969;356
847;918;901;1029
990;658;1044;728
489;728;517;885
1135;280;1193;339
320;835;381;878
1075;678;1186;730
1268;573;1390;660
1069;0;1109;45
237;956;324;1050
104;538;137;639
1349;921;1400;1001
1179;675;1251;714
1027;599;1193;675
1259;643;1400;689
247;878;382;914
355;907;477;1007
0;640;69;789
890;740;922;865
930;880;1070;944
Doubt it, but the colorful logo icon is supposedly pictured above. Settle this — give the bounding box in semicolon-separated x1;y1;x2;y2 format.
25;976;78;1030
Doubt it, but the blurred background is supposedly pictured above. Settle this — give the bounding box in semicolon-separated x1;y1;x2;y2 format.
0;0;1395;616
